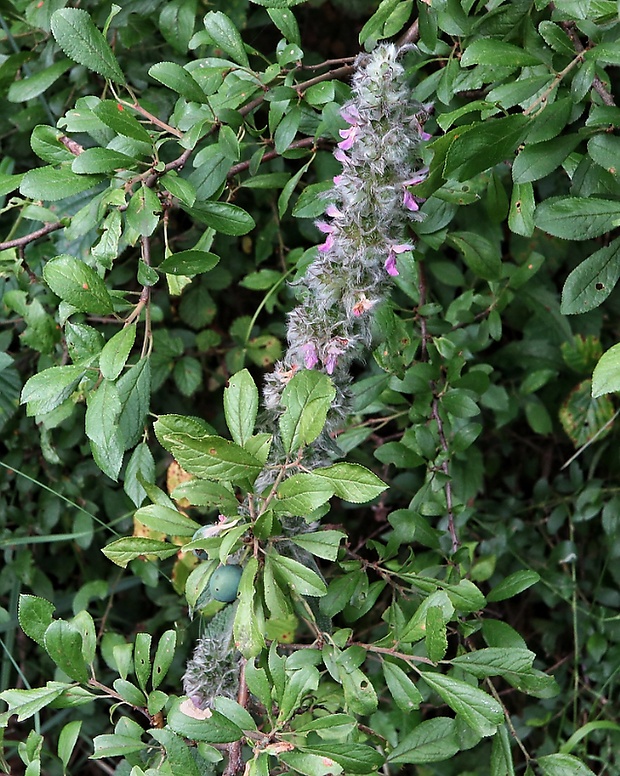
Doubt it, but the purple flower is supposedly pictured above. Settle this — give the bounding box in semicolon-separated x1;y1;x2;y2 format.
326;203;342;218
413;118;432;141
333;174;344;185
302;342;318;369
324;353;337;374
334;148;348;164
316;220;334;234
402;167;429;187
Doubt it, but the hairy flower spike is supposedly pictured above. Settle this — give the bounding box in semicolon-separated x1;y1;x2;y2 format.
262;43;430;468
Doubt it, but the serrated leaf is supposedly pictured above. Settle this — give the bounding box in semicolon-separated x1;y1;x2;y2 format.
152;630;176;690
592;343;620;397
93;101;153;144
135;504;200;537
85;379;124;480
451;648;536;678
444;116;529;182
158;250;219;275
290;530;346;561
426;605;448;662
0;683;71;723
461;39;541;68
100;325;136;380
58;720;82;771
126;185;162;237
448;231;501;280
279;370;335;454
185;201;255;235
559;379;615;447
561;237;620;314
20;165;104;201
21;366;86;416
43;255;113;314
91;734;146;759
312;462;386;503
382;660;423;712
537;753;597;776
171;479;239;514
51;9;125;83
71;147;136;174
8;59;72;103
270;550;327;597
534;197;620;240
421;671;503;737
102;537;179;568
18;595;55;649
149;61;208;103
203;11;250;68
223;368;258;446
512;134;581;184
44;620;89;683
234;558;265;658
301;744;385;774
387;717;460;764
161;433;263;481
487;570;540;602
273;473;334;516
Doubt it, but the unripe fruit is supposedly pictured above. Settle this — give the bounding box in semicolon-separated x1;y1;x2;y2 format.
209;564;243;603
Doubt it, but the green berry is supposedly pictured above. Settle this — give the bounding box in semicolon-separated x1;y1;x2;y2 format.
209;564;243;603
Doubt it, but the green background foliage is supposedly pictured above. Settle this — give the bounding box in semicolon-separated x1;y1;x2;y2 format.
1;0;620;774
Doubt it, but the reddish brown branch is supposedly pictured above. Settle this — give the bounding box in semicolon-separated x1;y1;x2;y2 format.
0;221;64;251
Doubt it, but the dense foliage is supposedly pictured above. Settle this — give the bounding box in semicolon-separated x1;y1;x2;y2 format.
1;0;620;774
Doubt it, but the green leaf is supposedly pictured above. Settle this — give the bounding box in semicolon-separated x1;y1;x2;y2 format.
420;671;503;737
171;479;239;514
71;148;136;174
0;683;71;723
387;717;460;764
85;379;124;480
50;9;125;83
268;8;301;44
592;343;620;397
270;550;327;597
20;165;104;201
292;180;333;218
274;105;301;155
117;357;151;449
100;325;136;381
134;632;152;692
93;101;153;144
490;725;515;776
301;744;385;774
234;558;265;658
102;537;179;568
451;648;536;678
149;61;208;103
44;620;89;683
273;473;334;516
203;11;250;68
18;595;55;649
447;231;501;280
359;0;401;48
224;368;258;446
561;238;620;314
534;197;620;240
382;660;423;712
487;570;540;602
290;530;346;561
537;754;597;776
152;630;177;690
508;181;535;237
460;39;541;68
312;462;386;503
134;504;200;537
8;59;72;103
168;697;243;742
158;250;219;275
159;0;197;54
444;115;530;181
149;729;202;776
560;380;615;447
21;366;86;416
43;255;113;314
426;606;448;662
279;370;336;454
400;590;454;643
280;751;343;776
91;735;145;759
185;201;255;235
160;433;263;481
126;186;162;237
512;135;581;184
58;720;82;771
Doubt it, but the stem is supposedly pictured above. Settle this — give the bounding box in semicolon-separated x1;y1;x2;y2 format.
524;52;584;116
228;137;330;179
0;221;64;251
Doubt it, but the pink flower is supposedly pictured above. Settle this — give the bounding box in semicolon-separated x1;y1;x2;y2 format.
414;118;432;141
403;167;429;187
334;148;347;163
302;342;318;369
325;353;337;374
333;175;344;185
338;125;359;150
403;189;420;212
385;243;414;277
326;203;342;218
316;220;334;234
352;293;376;317
340;104;360;125
318;233;334;253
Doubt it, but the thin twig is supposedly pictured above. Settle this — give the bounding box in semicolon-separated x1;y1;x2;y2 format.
560;19;616;106
0;221;64;251
227;137;332;179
